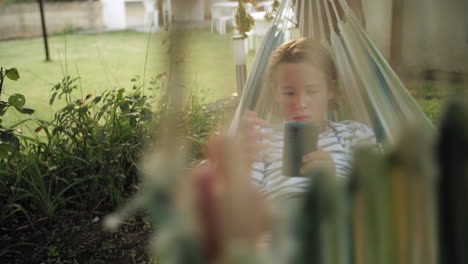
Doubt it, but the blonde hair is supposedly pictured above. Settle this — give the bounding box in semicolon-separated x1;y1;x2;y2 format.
257;38;340;118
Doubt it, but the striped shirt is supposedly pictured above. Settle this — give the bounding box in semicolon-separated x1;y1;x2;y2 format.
251;120;377;200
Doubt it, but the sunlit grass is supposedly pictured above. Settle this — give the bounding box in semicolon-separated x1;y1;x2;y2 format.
0;29;255;126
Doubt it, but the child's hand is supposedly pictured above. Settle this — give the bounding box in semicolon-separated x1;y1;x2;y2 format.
240;110;272;166
300;149;336;175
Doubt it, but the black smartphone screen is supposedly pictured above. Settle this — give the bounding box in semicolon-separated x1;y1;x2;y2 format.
282;122;320;177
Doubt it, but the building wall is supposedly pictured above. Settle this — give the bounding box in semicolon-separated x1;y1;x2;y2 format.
363;0;393;59
391;0;468;76
125;1;146;28
0;2;103;40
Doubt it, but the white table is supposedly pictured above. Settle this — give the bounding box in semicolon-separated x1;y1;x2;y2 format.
257;0;274;10
251;11;266;21
212;2;238;8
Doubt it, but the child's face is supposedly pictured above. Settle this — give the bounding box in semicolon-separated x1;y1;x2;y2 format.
274;63;336;124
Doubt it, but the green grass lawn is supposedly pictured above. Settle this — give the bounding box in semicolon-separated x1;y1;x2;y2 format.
0;29;255;126
1;28;463;130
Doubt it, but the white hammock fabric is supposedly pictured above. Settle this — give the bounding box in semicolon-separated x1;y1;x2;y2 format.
230;0;435;145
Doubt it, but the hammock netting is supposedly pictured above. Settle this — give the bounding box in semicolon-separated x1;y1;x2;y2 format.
230;0;435;145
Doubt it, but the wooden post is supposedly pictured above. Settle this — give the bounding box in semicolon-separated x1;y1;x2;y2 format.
390;0;403;71
37;0;50;61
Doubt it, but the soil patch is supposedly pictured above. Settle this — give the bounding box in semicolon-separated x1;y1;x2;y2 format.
1;211;154;264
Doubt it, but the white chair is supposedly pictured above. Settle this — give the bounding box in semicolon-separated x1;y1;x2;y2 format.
162;0;172;27
211;5;236;35
143;0;158;28
210;7;222;33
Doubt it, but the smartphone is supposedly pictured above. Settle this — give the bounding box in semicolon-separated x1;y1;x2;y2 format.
282;121;320;177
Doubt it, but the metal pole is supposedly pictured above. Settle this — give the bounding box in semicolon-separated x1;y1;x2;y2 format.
236;64;247;95
232;35;247;95
38;0;50;61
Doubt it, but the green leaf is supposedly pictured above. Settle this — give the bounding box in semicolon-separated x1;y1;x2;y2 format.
8;136;20;151
8;94;26;110
93;96;102;104
5;68;20;81
18;107;35;115
77;106;88;114
0;129;19;157
0;101;8;116
49;92;58;105
52;127;64;135
117;88;125;100
119;103;129;112
52;83;60;91
63;104;75;111
0;143;10;159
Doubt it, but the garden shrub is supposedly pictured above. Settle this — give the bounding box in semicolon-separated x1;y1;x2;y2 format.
0;71;223;225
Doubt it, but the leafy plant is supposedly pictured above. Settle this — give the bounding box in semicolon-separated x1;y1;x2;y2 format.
46;245;59;258
264;0;280;22
31;75;156;212
235;0;256;38
235;0;281;37
0;71;223;226
0;67;34;158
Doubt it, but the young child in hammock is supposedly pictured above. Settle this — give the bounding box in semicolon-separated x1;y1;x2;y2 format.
243;37;377;201
189;38;377;257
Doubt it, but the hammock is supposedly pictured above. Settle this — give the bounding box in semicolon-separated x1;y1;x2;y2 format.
106;2;441;262
230;0;435;145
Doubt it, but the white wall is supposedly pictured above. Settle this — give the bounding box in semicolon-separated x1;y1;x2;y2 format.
0;2;103;40
101;0;126;29
171;0;204;21
397;0;468;73
362;0;393;59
